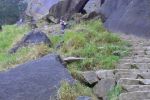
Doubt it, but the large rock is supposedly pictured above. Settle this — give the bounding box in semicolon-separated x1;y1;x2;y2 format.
76;96;92;100
93;78;115;99
84;0;102;13
9;30;51;53
81;71;98;86
0;54;74;100
26;0;89;21
99;0;150;37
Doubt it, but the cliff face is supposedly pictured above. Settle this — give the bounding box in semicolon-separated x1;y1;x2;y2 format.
0;0;27;25
99;0;150;37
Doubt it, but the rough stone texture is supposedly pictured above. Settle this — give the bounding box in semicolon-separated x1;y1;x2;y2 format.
76;96;92;100
26;0;89;21
115;72;137;81
122;85;150;92
119;92;150;100
118;78;150;85
9;30;51;53
99;0;150;37
0;54;74;100
93;78;115;99
81;71;98;85
84;0;102;13
96;70;115;79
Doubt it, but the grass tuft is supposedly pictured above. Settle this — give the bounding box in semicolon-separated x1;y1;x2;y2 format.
108;85;122;100
51;20;129;73
57;81;97;100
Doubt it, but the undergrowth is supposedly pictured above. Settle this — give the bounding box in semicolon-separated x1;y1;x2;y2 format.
58;81;97;100
51;20;129;74
0;25;51;71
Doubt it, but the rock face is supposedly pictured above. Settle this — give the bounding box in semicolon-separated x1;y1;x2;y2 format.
0;54;74;100
84;0;102;13
9;30;51;53
99;0;150;37
26;0;89;22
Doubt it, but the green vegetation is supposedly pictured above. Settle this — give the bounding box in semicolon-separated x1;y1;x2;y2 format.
0;25;51;70
58;81;97;100
108;85;122;100
51;20;129;75
0;20;129;100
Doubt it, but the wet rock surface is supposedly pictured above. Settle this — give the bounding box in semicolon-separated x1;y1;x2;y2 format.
0;54;74;100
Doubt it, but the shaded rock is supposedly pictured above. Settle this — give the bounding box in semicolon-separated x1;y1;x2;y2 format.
96;70;115;79
76;96;92;100
26;0;89;22
137;73;150;79
93;78;115;99
100;0;150;37
81;71;98;86
0;54;74;100
119;91;150;100
9;30;51;53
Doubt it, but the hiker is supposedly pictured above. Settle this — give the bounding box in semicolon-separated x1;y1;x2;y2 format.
60;19;67;34
30;17;38;29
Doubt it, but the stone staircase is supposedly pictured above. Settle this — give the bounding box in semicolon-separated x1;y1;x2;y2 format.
81;34;150;100
116;34;150;100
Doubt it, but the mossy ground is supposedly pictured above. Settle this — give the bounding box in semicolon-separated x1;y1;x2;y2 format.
0;20;129;100
0;25;51;71
51;20;129;75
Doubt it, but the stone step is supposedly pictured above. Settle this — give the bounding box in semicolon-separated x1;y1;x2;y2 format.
114;69;150;74
96;70;150;80
117;63;150;69
119;91;150;100
121;85;150;92
117;78;150;85
115;72;150;80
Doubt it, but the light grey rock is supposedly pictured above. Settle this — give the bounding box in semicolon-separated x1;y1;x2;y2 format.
93;78;115;99
84;0;102;13
76;96;92;100
81;71;98;85
96;70;114;79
